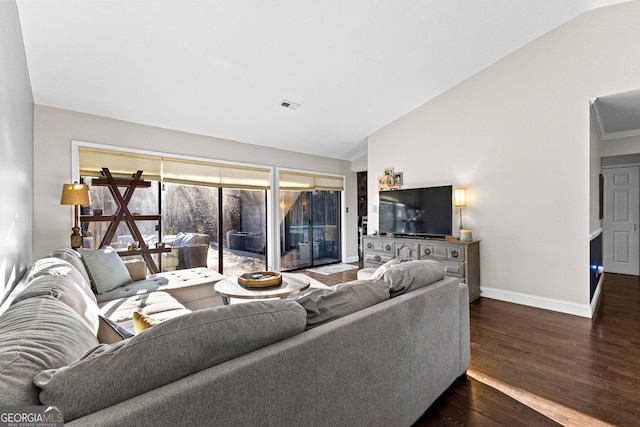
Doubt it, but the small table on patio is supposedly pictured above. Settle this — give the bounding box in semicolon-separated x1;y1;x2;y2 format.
214;273;310;305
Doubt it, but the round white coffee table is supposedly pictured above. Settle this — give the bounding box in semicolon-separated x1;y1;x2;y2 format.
214;273;310;305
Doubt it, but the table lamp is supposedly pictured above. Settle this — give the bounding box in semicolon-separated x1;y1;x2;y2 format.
60;182;90;249
454;188;472;241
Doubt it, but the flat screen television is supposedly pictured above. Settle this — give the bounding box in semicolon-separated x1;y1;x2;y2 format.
378;185;452;238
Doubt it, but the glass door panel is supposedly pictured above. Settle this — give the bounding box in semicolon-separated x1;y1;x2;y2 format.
162;183;218;272
221;188;267;277
312;190;340;266
280;191;312;270
280;189;341;270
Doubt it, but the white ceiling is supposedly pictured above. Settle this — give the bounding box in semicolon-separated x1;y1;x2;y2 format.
16;0;630;161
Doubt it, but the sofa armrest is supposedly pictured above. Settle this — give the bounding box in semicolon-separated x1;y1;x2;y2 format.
123;259;147;281
356;268;376;280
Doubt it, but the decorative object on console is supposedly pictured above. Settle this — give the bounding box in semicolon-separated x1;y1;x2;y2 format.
459;229;473;242
378;177;390;191
386;175;394;188
454;187;473;241
393;172;403;188
379;169;403;191
60;182;91;250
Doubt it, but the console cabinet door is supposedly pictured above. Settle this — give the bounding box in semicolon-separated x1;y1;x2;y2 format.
396;243;419;260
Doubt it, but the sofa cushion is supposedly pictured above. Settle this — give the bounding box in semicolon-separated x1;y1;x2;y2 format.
374;259;446;297
78;246;133;294
0;296;100;405
34;299;307;421
94;267;225;303
24;256;95;301
13;269;101;335
47;247;93;289
289;279;390;328
171;231;185;247
370;258;408;280
181;233;210;246
95;276;168;302
98;291;190;334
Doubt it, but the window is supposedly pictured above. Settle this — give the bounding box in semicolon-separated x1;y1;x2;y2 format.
79;147;269;274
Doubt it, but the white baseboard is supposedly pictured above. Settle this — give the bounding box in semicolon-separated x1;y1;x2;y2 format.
481;287;593;318
590;273;605;316
343;255;359;264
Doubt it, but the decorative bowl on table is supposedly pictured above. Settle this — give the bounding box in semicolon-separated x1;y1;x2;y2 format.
237;272;283;289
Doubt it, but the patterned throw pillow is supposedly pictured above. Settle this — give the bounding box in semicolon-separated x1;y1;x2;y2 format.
132;311;161;334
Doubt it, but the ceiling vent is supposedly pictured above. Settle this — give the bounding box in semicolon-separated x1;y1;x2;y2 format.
280;100;301;110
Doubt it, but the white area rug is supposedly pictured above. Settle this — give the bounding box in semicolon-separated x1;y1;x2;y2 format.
306;263;359;275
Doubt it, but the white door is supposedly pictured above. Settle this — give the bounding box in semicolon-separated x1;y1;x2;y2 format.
603;166;640;275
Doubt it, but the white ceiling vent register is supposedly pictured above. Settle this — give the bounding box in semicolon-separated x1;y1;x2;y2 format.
280;100;301;110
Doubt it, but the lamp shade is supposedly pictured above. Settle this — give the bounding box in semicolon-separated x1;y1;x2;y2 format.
454;188;467;207
60;183;90;206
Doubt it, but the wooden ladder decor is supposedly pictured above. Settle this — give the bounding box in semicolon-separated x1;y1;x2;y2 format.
97;168;163;273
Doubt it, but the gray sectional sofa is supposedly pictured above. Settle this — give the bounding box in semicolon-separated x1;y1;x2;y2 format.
0;248;470;426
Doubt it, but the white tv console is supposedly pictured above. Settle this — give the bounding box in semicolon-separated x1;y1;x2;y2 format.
362;235;480;302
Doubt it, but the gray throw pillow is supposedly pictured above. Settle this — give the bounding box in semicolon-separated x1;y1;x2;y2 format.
34;299;307;421
289;279;390;328
78;246;133;294
0;296;99;405
97;315;134;344
375;259;446;297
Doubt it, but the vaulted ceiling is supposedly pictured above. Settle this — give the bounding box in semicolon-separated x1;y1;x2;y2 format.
17;0;630;160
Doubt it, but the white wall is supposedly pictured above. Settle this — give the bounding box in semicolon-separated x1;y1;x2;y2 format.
0;1;34;305
351;152;368;172
368;1;640;317
33;106;358;264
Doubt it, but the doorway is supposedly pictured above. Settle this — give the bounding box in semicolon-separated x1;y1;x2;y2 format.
602;166;640;275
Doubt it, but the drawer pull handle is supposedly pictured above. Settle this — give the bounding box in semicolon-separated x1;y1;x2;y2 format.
367;243;372;249
385;244;392;251
451;250;459;258
374;255;381;262
424;248;431;255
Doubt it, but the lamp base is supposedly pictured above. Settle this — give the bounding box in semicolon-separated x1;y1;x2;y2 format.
459;229;473;242
70;226;83;250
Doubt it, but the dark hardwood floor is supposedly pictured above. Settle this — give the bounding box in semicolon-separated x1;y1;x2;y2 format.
303;267;640;426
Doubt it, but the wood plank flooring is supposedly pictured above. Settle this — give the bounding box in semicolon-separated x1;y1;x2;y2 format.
303;268;640;426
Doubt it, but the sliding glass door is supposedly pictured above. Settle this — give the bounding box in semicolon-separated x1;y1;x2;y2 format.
162;184;267;275
280;189;340;271
221;188;267;277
